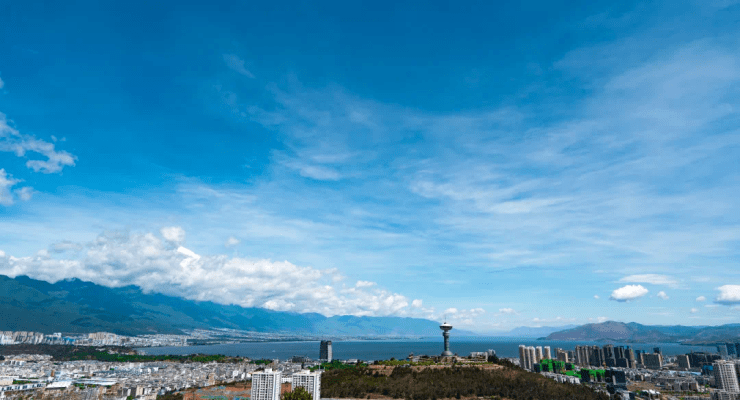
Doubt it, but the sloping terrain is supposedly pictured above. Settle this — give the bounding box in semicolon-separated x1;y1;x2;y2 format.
0;275;446;337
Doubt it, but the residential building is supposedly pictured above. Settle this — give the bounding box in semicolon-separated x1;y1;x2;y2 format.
677;354;691;369
251;368;282;400
291;370;321;400
642;353;663;369
543;346;551;360
519;345;527;369
714;361;740;393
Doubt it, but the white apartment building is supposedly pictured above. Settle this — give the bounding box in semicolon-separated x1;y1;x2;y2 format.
714;361;740;393
292;370;321;400
519;345;527;369
251;368;282;400
543;346;551;360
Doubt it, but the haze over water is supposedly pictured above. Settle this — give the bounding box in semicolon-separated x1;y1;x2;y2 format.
139;338;717;361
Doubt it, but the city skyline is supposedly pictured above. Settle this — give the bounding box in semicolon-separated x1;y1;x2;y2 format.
2;0;740;332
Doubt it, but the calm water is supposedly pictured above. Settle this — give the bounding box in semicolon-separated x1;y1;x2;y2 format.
139;337;716;361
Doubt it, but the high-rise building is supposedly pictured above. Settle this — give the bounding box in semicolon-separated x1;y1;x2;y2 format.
292;370;321;400
519;345;527;369
251;368;282;400
714;361;740;393
528;346;536;369
677;355;691;369
719;345;730;360
642;353;663;369
320;340;333;362
535;346;543;362
543;346;552;360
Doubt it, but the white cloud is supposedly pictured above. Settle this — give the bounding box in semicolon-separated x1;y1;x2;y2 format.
715;285;740;305
355;280;376;288
160;226;185;244
696;296;706;302
594;295;600;299
223;54;255;78
690;308;699;313
656;291;669;300
14;186;33;201
411;299;423;308
619;274;680;288
498;308;518;315
0;169;19;206
609;284;649;302
0;228;418;317
225;236;240;247
0;76;4;89
1;113;76;174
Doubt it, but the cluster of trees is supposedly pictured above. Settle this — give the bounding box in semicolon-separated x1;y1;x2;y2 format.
310;360;367;371
322;365;609;400
282;387;313;400
374;360;437;367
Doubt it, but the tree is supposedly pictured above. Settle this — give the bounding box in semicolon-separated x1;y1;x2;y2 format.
282;387;312;400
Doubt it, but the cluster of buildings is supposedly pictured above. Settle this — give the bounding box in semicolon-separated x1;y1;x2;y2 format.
0;351;327;400
0;332;188;348
251;369;321;400
515;342;740;400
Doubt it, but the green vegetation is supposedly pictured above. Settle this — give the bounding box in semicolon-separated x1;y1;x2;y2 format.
157;392;184;400
309;360;368;372
375;360;438;367
12;380;34;385
282;387;312;400
250;359;272;365
322;365;609;400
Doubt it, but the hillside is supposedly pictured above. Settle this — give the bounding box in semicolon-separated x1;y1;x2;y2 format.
545;321;740;343
322;363;608;400
0;275;453;337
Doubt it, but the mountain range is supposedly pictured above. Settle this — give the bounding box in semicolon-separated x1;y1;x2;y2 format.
486;325;578;337
545;321;740;343
0;275;470;337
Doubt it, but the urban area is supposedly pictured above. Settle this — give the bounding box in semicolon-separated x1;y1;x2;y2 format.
3;323;740;400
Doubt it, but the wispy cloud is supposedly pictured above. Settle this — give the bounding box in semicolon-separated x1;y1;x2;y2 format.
223;54;255;78
0;112;76;174
620;274;682;288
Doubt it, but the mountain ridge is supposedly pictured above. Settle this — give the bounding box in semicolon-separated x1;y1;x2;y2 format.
0;275;474;337
545;320;740;343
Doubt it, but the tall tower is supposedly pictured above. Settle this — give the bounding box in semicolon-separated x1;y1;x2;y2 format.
440;322;453;356
320;340;332;362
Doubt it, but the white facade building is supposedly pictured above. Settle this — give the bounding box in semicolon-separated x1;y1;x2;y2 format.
714;361;740;393
292;370;321;400
251;368;282;400
543;346;551;360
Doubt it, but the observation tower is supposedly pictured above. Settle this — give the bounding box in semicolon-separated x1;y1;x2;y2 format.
440;321;453;356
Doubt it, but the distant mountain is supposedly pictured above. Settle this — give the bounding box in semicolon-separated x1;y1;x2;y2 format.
0;275;469;337
485;325;578;338
507;325;578;338
546;321;740;343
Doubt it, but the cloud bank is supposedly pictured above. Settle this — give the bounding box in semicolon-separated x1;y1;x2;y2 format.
0;228;428;318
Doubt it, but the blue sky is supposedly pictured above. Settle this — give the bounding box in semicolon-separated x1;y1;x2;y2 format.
1;0;740;332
